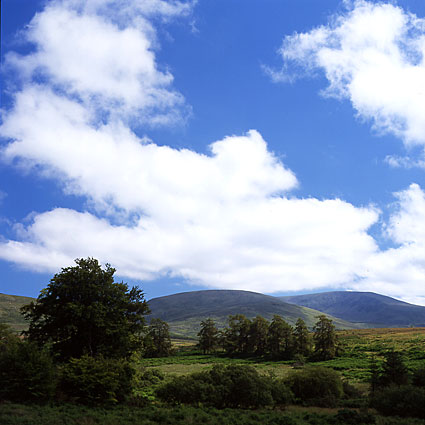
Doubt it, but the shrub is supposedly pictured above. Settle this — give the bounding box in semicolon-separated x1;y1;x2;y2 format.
286;366;344;407
157;364;291;409
0;340;56;402
412;367;425;387
59;354;134;405
333;408;376;424
371;385;425;419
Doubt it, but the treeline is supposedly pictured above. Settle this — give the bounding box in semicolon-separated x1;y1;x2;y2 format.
197;314;340;361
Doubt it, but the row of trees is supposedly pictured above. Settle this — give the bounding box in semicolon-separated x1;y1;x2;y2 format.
198;314;340;361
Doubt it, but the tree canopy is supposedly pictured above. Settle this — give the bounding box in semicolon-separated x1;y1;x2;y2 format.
21;258;150;361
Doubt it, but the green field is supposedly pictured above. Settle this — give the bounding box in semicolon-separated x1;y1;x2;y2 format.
139;327;425;383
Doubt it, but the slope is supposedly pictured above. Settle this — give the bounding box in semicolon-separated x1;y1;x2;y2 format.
279;291;425;327
148;289;364;338
0;293;34;332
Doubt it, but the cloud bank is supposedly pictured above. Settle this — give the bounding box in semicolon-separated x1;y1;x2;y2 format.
1;0;425;305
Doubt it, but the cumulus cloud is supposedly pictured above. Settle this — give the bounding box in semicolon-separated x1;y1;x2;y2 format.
5;0;189;124
352;184;425;306
268;0;425;157
1;0;425;306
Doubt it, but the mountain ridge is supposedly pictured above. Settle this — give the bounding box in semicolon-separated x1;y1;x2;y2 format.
279;291;425;327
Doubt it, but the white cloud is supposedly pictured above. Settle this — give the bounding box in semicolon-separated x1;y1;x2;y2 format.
0;190;380;295
269;0;425;155
351;184;425;306
5;0;189;123
1;88;297;215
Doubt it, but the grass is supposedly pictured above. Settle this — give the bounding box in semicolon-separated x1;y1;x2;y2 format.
2;402;425;425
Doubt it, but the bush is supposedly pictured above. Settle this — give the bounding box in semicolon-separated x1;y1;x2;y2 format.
333;408;375;424
286;366;344;407
59;354;134;405
371;385;425;419
412;367;425;387
157;364;292;409
0;340;56;402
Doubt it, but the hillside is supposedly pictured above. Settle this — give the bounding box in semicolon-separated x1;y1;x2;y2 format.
279;291;425;327
147;290;364;338
0;293;34;332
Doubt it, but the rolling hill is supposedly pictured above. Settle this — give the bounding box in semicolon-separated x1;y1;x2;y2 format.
3;289;425;339
147;290;364;338
279;291;425;328
0;293;34;332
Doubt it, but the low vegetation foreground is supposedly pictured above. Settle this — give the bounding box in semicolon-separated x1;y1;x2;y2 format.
1;258;425;424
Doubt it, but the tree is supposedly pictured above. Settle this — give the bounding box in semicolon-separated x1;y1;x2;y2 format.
267;315;294;359
198;318;219;354
380;350;409;387
369;355;380;394
221;314;251;355
144;318;173;357
313;315;338;360
0;340;56;402
248;316;269;355
21;258;150;361
293;318;312;358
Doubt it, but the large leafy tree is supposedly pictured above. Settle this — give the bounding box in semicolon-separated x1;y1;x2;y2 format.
21;258;150;361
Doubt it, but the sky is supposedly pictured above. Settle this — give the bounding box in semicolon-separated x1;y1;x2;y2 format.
1;0;425;305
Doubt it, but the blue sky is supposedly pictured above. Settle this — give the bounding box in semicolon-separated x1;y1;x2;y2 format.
1;0;425;304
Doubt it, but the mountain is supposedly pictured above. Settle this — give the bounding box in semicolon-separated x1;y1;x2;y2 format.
147;290;364;338
279;291;425;327
0;293;34;332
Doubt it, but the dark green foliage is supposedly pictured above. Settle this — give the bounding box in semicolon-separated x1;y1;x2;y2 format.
380;350;409;387
197;318;219;354
249;315;269;355
371;385;425;418
0;403;387;425
0;339;56;402
144;318;173;357
413;367;425;387
293;318;312;358
286;366;344;407
59;354;134;405
313;315;338;360
369;355;380;394
267;315;294;359
157;364;292;409
333;409;376;424
221;314;252;355
21;258;150;361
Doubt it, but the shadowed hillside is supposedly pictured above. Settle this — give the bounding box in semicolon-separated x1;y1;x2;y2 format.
148;290;364;338
280;291;425;327
0;293;34;332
